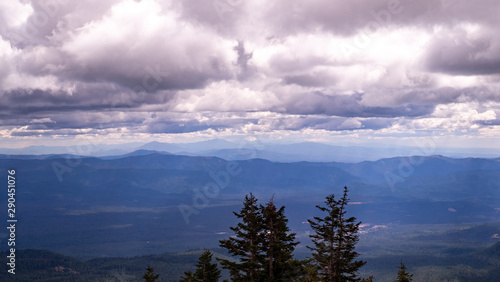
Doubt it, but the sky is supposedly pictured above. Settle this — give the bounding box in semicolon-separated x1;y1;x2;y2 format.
1;0;500;149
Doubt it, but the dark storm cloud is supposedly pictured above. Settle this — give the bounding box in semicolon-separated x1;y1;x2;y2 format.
377;87;477;106
359;118;396;130
0;85;173;115
133;112;266;135
25;113;145;131
10;127;110;137
424;29;500;75
264;0;500;37
0;106;148;136
270;116;395;131
404;87;500;104
1;0;119;48
283;72;337;87
357;86;500;114
73;65;229;92
391;87;463;105
475;120;500;126
146;119;234;134
281;92;435;118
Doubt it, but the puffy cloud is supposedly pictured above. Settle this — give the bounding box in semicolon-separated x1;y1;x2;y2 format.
30;117;55;124
171;80;280;112
7;0;236;91
0;0;32;29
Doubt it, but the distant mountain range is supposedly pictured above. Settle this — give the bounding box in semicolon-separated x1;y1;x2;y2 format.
0;151;499;258
1;139;500;163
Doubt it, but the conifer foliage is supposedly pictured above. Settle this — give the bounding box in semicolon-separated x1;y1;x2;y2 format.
261;197;300;281
218;193;265;281
394;261;413;282
218;193;299;281
143;266;160;282
180;250;221;282
195;250;221;282
307;186;366;281
179;271;195;282
180;187;375;281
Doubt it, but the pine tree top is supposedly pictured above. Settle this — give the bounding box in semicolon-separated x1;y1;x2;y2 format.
143;266;160;282
395;261;413;282
307;186;366;282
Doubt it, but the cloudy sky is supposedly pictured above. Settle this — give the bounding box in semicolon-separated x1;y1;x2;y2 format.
1;0;500;149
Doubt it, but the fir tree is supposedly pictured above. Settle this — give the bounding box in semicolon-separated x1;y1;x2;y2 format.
298;259;322;282
394;261;413;282
307;186;366;282
194;250;221;282
143;266;160;282
179;271;195;282
261;197;300;281
218;193;265;281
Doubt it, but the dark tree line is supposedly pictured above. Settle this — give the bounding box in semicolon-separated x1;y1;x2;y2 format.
146;186;414;281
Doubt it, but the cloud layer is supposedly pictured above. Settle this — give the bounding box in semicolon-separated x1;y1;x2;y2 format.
1;0;499;146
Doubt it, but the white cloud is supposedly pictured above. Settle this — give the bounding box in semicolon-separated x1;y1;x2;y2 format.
30;118;56;124
0;0;33;27
58;0;237;89
433;102;496;122
171;80;281;112
338;118;363;130
0;35;14;85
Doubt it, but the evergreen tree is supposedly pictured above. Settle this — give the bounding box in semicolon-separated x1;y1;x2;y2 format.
394;261;413;282
307;186;366;282
179;271;195;282
261;197;300;281
143;266;160;282
298;259;322;282
218;193;265;281
194;250;221;282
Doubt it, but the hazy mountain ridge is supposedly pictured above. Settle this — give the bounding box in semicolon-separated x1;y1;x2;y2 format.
2;139;500;163
3;151;500;199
